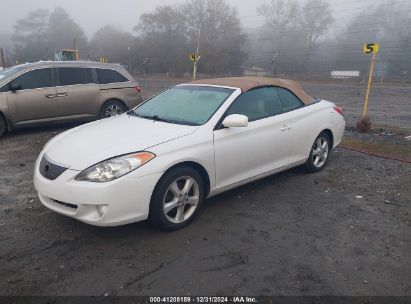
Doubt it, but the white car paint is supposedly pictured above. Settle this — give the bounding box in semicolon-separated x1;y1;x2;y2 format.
44;115;199;170
34;84;345;226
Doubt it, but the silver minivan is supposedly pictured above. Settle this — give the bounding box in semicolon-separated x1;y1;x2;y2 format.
0;61;143;137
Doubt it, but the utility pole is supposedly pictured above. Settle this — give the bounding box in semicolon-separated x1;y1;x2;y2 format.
272;52;278;77
192;28;201;80
128;46;132;74
276;49;280;76
73;38;76;50
142;57;148;87
0;48;5;69
276;33;282;77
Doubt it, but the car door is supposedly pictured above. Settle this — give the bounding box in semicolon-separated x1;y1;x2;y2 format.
276;87;312;164
55;67;100;117
6;68;59;124
213;87;293;190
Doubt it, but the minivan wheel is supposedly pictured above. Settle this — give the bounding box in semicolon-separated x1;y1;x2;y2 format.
149;166;205;231
0;115;6;138
100;100;126;119
304;132;331;173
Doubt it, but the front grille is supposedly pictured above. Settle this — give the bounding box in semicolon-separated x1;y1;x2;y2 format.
39;156;67;180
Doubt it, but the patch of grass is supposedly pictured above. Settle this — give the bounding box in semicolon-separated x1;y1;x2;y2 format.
341;138;411;162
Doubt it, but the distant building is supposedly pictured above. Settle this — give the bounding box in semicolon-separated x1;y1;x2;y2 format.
244;67;269;77
331;71;360;79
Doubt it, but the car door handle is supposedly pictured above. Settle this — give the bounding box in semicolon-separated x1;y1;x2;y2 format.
280;125;291;132
56;92;69;98
45;94;57;98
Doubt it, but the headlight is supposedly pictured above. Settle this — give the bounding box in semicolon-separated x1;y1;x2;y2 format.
75;152;155;182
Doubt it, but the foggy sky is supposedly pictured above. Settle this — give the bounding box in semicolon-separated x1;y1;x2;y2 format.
0;0;389;37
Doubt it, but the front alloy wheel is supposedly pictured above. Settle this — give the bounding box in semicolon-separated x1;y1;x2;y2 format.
163;176;200;224
149;166;205;230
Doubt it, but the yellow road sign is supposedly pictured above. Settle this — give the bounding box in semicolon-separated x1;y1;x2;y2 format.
363;43;380;54
189;53;200;62
361;43;380;118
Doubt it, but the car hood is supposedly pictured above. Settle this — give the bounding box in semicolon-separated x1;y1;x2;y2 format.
44;115;198;170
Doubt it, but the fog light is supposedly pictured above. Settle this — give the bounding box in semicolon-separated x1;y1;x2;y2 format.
96;205;108;217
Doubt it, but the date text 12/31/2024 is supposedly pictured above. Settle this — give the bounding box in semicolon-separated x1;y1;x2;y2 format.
149;297;258;303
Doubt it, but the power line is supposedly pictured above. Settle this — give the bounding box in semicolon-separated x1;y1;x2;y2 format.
239;0;411;21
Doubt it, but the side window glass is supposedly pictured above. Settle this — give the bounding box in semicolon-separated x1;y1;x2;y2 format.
97;69;128;84
277;87;304;112
58;68;94;86
226;87;283;122
11;69;52;90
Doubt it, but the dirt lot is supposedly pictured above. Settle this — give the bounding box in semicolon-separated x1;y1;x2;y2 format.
0;80;410;296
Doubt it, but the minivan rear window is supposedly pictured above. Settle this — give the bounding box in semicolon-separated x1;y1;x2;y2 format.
58;68;94;86
97;69;128;84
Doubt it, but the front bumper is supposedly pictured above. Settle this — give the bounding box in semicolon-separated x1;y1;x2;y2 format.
34;157;162;227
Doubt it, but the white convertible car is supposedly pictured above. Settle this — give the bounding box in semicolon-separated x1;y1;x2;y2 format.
34;77;345;230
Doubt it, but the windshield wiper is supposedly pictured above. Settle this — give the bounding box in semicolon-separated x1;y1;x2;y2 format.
145;115;174;123
128;111;200;126
130;112;173;123
127;110;138;117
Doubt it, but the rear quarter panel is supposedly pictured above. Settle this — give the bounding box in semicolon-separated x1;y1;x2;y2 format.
290;100;345;164
99;82;143;110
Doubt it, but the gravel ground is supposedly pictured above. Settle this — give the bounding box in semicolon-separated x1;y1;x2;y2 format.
0;79;410;296
0;125;410;296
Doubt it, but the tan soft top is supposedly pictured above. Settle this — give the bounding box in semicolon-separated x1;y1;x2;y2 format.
188;76;313;105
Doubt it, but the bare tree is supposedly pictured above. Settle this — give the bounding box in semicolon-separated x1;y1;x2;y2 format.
13;9;50;62
12;7;88;62
300;0;333;50
136;5;189;76
138;5;186;34
376;2;411;75
90;25;136;66
299;0;333;73
134;0;246;76
182;0;246;75
48;7;88;55
258;0;299;32
300;0;334;48
258;0;300;75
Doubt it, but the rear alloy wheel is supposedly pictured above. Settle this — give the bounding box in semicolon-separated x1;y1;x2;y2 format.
100;100;126;119
0;115;6;138
304;132;331;173
149;166;205;231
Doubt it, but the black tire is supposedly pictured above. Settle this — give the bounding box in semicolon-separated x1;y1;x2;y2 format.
100;100;126;119
304;131;331;173
0;115;6;138
149;166;205;231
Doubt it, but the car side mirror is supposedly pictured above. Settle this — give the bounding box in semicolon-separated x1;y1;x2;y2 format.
222;114;249;128
10;83;21;92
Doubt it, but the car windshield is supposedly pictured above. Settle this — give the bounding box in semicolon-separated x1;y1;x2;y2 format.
0;65;26;81
131;85;234;126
